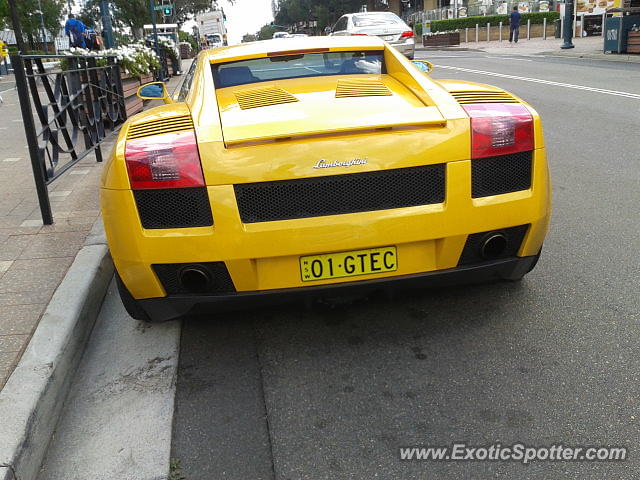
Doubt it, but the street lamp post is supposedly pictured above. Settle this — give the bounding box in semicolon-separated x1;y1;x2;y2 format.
36;0;48;53
100;0;115;48
561;0;575;49
148;0;160;57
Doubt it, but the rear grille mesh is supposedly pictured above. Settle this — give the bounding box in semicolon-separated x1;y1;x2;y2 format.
472;151;532;198
133;188;213;229
335;79;392;98
235;86;299;109
127;115;194;140
153;262;235;295
450;90;517;104
234;164;445;223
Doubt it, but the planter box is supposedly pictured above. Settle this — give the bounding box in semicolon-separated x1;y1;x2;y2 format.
628;31;640;54
422;32;460;46
121;75;143;116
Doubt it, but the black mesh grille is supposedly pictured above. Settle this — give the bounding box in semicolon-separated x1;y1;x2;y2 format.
234;164;446;223
471;151;532;198
153;262;235;295
133;188;213;229
458;225;529;265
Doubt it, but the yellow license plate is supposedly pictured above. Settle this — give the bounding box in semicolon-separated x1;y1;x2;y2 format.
300;246;397;282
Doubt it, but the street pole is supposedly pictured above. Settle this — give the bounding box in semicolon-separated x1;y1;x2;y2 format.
7;0;27;53
100;0;115;48
561;0;575;49
37;0;48;53
148;0;160;57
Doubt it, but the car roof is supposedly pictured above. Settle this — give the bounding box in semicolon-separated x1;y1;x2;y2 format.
205;35;386;64
345;11;402;17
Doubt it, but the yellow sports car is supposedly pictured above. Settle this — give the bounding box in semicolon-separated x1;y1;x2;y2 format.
100;36;551;322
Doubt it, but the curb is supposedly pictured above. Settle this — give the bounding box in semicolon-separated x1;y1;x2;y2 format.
0;232;113;480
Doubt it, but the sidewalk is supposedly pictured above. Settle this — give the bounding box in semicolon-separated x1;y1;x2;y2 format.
417;35;640;63
0;67;186;388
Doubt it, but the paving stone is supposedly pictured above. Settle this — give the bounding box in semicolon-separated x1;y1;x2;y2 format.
0;291;54;305
0;258;72;294
0;235;32;261
0;334;29;353
0;304;45;335
18;231;89;259
0;351;17;387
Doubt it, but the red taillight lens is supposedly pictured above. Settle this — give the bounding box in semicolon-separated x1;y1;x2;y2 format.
125;130;205;189
351;33;368;36
400;30;414;38
463;103;534;159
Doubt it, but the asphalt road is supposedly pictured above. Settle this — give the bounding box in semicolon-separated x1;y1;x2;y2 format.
172;52;640;479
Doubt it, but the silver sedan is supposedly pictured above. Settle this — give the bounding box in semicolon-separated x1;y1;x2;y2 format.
329;12;415;59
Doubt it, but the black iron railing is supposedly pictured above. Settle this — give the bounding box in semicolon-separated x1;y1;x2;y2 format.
11;54;128;224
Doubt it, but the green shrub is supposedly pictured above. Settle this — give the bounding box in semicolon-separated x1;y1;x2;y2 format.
431;12;559;32
414;22;423;36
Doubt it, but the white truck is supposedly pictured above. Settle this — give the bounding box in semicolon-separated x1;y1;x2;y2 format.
195;9;228;47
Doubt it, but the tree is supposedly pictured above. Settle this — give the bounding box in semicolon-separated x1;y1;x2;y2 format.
257;24;277;40
173;0;212;25
273;0;366;31
0;0;65;50
78;0;148;39
242;33;257;43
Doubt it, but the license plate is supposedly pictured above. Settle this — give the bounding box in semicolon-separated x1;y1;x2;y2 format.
379;35;395;41
300;246;397;282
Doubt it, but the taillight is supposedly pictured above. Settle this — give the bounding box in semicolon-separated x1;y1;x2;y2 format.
400;31;414;38
351;33;368;36
124;130;205;189
463;103;534;159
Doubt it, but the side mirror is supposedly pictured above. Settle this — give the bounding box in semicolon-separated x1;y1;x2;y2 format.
324;26;332;35
137;82;173;104
412;60;434;74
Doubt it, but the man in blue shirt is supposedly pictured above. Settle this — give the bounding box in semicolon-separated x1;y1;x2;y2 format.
509;6;522;43
64;14;87;48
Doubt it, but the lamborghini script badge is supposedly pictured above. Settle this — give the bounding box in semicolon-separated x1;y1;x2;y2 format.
313;158;368;169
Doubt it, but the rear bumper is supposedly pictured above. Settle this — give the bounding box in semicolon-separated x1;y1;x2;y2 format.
136;255;538;322
390;40;415;57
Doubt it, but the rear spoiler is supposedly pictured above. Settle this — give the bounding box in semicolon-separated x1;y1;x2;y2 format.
223;106;447;147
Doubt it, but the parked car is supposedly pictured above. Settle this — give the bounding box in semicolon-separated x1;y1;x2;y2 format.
102;36;551;322
329;11;415;59
273;31;290;39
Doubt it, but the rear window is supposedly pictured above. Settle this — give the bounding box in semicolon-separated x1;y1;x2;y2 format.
212;50;385;88
352;13;404;27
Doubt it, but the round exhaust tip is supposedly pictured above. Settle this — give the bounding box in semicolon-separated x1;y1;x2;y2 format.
481;233;508;259
179;266;212;293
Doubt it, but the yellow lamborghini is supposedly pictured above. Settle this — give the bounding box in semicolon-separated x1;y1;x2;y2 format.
100;36;551;322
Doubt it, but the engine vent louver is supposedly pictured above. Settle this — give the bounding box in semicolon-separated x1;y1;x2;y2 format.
450;90;517;104
127;115;194;140
335;79;392;98
235;86;299;110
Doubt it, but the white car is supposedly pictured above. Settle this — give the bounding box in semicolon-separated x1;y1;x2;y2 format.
329;12;415;59
206;33;223;48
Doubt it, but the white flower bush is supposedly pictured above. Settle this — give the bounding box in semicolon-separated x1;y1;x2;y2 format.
423;30;460;36
61;43;160;78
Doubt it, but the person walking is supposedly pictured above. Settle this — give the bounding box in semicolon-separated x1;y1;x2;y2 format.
509;6;522;44
64;14;87;49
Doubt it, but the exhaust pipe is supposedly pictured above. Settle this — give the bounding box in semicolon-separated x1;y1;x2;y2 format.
481;233;508;259
179;265;212;293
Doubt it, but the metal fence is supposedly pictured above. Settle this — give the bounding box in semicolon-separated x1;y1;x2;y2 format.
11;54;128;224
